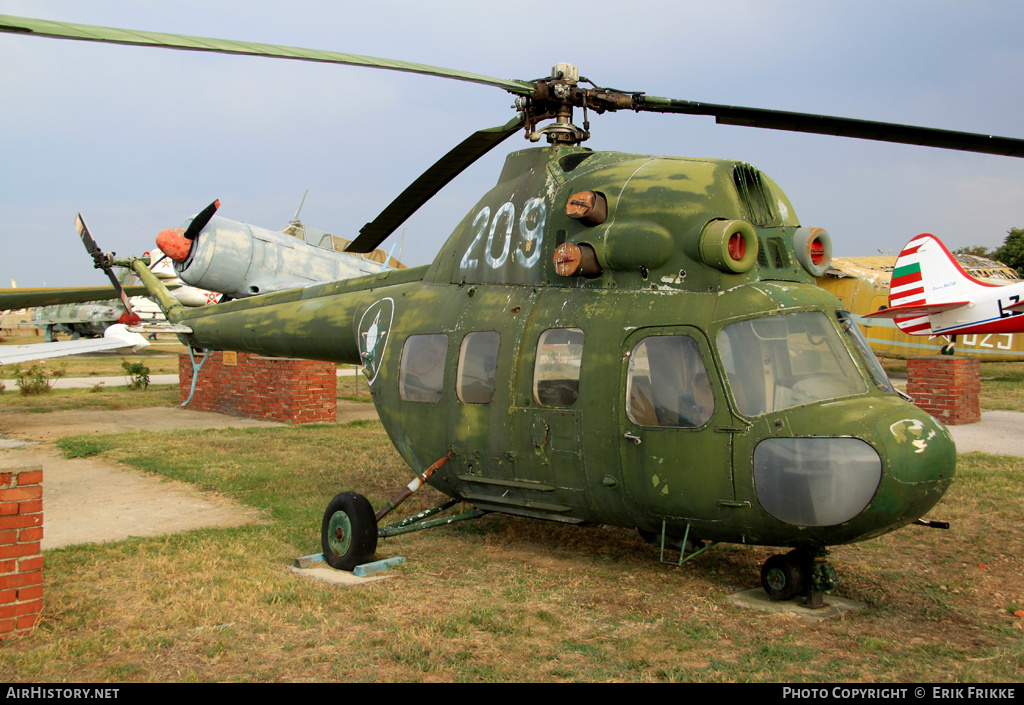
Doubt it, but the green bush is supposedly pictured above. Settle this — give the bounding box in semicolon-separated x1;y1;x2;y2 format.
121;360;151;390
12;363;66;396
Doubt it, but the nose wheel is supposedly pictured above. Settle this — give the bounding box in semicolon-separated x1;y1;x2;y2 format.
760;548;838;608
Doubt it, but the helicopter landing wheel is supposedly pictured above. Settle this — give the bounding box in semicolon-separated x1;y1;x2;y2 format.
321;491;378;571
760;551;808;602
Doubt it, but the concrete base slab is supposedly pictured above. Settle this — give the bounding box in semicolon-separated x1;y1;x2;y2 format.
289;565;394;587
725;588;866;622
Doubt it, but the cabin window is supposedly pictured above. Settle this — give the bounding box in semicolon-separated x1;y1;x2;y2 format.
457;331;500;404
626;335;714;428
533;328;584;407
399;334;449;403
718;311;866;417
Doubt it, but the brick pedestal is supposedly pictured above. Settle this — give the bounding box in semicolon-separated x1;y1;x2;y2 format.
906;356;981;425
179;352;337;424
0;465;44;639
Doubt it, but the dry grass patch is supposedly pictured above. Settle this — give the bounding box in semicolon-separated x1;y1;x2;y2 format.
0;386;179;412
0;420;1020;682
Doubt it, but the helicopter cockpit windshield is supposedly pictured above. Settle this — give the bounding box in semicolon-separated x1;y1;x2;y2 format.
718;311;868;417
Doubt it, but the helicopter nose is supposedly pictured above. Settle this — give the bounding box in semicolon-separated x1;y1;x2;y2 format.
874;407;956;517
750;400;955;542
156;226;191;263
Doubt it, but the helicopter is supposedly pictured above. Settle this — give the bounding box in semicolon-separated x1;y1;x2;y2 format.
4;15;1023;607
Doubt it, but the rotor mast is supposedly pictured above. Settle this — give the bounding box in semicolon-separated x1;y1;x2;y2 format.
517;63;634;146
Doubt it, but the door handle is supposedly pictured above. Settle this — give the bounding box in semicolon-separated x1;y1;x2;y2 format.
624;432;642;446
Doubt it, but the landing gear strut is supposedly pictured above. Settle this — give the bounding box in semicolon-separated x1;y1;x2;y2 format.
320;453;487;572
760;548;838;608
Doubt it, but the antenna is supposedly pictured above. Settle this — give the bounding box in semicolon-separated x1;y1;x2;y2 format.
291;190;309;226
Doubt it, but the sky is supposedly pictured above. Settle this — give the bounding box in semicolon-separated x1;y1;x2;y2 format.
1;0;1023;288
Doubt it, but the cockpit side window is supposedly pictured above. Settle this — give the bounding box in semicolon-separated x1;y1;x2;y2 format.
399;334;449;403
626;335;714;428
718;312;867;417
534;328;584;407
837;311;897;393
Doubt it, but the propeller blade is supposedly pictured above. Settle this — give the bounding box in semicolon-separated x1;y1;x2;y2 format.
345;114;527;254
0;15;535;96
183;199;221;240
75;213;136;318
635;96;1024;158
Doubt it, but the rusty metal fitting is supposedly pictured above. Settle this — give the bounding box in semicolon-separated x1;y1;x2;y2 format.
565;190;607;226
553;242;602;278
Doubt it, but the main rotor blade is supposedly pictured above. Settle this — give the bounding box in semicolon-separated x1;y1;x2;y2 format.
0;15;534;96
345;114;527;254
637;97;1024;158
0;285;157;311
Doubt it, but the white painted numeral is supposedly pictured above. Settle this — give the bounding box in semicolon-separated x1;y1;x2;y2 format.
460;197;546;272
485;202;515;269
516;198;546;268
459;207;490;271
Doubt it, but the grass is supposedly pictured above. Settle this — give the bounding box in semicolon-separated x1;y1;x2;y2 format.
0;331;187;380
0;418;1020;682
979;377;1024;410
0;386;179;412
0;358;1021;682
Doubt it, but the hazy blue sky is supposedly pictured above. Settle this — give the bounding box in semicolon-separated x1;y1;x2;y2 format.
2;0;1023;287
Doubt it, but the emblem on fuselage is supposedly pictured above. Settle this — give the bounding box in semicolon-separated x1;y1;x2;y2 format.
357;297;394;385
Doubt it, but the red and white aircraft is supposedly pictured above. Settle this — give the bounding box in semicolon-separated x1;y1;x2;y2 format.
865;233;1024;351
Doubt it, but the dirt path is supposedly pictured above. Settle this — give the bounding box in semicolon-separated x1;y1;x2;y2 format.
0;403;379;550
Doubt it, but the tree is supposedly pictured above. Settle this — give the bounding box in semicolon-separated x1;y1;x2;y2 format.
953;245;994;258
993;227;1024;275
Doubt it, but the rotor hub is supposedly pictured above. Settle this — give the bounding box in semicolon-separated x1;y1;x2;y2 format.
516;63;636;145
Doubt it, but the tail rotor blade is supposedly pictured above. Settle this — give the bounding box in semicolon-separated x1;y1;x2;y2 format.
75;213;135;318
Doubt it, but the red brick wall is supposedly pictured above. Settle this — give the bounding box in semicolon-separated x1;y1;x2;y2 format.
179;352;337;424
0;465;43;639
906;356;981;425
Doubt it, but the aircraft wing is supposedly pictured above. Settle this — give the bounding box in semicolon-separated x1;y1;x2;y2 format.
0;285;161;310
863;301;970;318
0;324;149;366
1007;300;1024;313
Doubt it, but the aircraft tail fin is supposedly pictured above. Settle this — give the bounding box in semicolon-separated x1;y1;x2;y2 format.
879;234;993;334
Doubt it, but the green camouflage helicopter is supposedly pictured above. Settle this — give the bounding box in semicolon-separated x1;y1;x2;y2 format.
5;15;1023;606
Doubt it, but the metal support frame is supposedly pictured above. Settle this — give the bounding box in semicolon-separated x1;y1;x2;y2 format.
378;499;487;538
375;452;452;522
804;550;839;609
181;344;210;407
374;452;488;539
658;521;716;566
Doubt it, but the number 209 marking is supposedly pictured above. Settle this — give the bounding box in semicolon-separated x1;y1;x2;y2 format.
460;197;546;272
